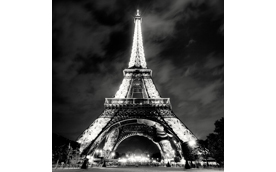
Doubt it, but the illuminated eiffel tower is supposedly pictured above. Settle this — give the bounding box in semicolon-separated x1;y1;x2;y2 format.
77;10;197;161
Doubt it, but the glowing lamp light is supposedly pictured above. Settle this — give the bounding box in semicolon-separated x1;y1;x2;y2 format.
188;140;196;147
111;152;115;157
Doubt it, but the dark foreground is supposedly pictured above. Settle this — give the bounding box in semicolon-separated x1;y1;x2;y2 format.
53;167;223;172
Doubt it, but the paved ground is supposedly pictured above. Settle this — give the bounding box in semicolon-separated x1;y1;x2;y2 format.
52;167;223;172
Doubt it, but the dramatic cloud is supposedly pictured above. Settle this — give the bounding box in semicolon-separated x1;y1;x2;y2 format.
53;0;224;144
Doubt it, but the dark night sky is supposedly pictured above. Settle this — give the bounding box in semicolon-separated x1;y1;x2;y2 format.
52;0;224;147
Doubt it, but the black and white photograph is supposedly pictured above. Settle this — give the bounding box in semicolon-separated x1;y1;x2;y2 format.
4;0;276;172
52;0;224;171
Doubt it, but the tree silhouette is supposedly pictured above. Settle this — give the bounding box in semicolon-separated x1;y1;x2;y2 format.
195;139;210;166
206;117;224;166
174;156;181;163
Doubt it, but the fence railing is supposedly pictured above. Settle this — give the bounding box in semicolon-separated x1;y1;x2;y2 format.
105;98;170;106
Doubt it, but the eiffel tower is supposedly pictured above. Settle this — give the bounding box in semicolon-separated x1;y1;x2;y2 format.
77;10;197;161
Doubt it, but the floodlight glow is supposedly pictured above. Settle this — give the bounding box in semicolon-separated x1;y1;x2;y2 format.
188;140;196;147
180;158;185;164
111;152;115;156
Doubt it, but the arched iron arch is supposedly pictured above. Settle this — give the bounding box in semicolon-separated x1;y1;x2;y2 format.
112;132;164;157
89;121;156;156
87;118;183;157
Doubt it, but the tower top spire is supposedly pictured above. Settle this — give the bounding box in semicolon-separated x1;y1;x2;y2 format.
136;9;140;16
128;10;147;69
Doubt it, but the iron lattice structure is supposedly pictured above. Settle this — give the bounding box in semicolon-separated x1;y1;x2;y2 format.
77;10;197;160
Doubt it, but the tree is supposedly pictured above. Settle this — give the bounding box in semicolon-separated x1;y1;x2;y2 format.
52;133;81;168
196;140;211;166
206;117;224;166
53;145;69;168
174;156;181;163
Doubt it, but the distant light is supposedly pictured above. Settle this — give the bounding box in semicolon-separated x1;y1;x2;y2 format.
111;152;115;156
118;158;127;163
188;140;196;147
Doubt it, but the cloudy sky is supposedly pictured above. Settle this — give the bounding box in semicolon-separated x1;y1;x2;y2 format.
53;0;224;144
